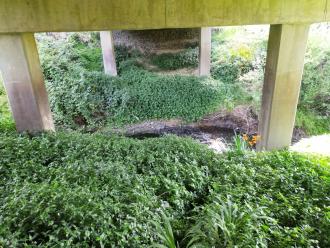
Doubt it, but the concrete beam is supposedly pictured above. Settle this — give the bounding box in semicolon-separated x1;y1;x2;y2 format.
199;27;212;76
100;31;117;76
0;33;54;132
258;24;310;151
0;0;328;33
0;0;165;33
166;0;328;28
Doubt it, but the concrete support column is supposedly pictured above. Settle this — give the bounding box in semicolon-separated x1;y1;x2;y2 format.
199;27;212;76
100;31;117;76
0;33;54;132
258;24;310;151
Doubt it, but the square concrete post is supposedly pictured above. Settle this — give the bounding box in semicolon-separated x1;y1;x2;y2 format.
199;27;212;76
0;33;54;132
100;31;118;76
258;24;310;151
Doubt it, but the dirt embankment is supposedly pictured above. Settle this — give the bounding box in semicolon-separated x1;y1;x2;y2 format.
113;29;199;54
108;106;306;152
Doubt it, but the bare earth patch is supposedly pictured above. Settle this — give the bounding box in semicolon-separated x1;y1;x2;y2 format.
108;105;309;153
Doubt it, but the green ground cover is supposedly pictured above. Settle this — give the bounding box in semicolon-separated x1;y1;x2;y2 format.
149;47;199;70
0;132;329;247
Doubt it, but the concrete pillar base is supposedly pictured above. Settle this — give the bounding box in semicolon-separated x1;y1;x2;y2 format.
0;33;54;132
258;24;310;151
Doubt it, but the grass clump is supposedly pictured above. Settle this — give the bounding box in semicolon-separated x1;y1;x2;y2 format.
0;132;329;247
295;110;330;135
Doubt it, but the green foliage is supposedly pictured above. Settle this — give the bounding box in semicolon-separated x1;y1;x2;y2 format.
46;69;128;129
152;214;179;248
0;78;15;132
0;78;5;95
210;29;259;84
186;197;272;247
232;133;249;153
34;27;329;134
68;33;103;72
38;33;103;75
115;45;142;70
210;28;267;112
211;26;330;136
38;34;123;129
296;110;330;135
0;132;329;247
300;44;330;117
110;67;237;125
297;39;330;134
39;33;242;129
211;62;241;83
150;48;198;70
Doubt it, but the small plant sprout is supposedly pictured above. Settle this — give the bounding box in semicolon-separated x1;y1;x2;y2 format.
152;213;179;248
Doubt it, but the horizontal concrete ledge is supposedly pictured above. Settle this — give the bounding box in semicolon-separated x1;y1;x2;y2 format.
0;0;329;33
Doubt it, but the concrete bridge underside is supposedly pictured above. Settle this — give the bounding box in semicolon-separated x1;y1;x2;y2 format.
0;0;329;150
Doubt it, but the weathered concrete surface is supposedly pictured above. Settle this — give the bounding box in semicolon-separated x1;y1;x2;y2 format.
166;0;329;27
100;31;117;76
0;0;328;33
0;33;54;132
0;0;165;32
199;27;211;76
258;24;310;151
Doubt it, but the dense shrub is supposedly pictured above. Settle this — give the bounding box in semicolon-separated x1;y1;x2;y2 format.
301;48;330;117
150;48;199;70
210;33;257;84
211;61;241;83
114;45;142;70
0;132;329;247
297;41;330;134
46;68;128;129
